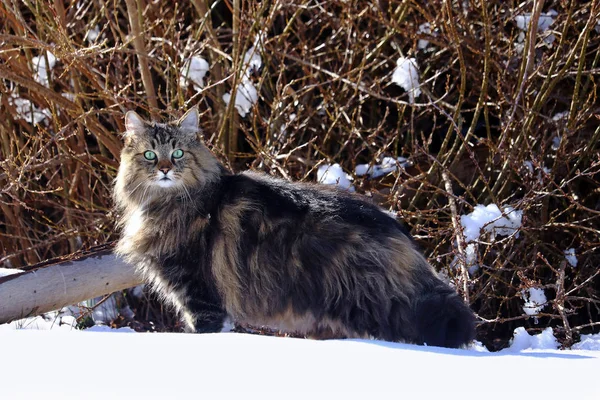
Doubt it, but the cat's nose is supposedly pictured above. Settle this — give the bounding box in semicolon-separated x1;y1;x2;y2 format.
157;160;173;175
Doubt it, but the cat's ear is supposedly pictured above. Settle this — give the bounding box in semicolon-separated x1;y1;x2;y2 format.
177;107;200;135
124;111;147;138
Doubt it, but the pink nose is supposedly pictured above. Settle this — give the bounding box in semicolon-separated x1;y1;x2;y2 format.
159;167;170;175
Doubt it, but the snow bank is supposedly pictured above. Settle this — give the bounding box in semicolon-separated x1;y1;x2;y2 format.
460;204;522;243
502;327;559;352
355;157;411;178
1;330;598;400
317;163;354;191
572;333;600;351
392;57;421;104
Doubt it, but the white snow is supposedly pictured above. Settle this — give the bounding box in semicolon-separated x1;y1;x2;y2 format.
243;40;263;73
0;312;77;331
392;57;421;104
1;329;598;399
222;78;259;118
552;111;569;121
8;90;51;124
31;50;57;87
502;327;559;352
0;267;23;277
85;325;135;333
521;287;547;316
417;23;432;50
317;163;354;191
179;55;210;91
460;204;523;243
564;248;578;267
223;34;264;117
551;136;561;150
464;243;479;275
85;25;100;43
355;157;411;178
515;9;557;46
82;294;120;325
573;333;600;351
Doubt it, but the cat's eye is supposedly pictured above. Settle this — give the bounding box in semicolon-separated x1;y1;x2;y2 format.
144;151;157;161
172;149;184;159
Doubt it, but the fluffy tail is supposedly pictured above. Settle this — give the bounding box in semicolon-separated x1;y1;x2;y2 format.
414;284;476;348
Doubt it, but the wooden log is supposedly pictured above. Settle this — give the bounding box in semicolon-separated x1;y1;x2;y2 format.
0;245;143;324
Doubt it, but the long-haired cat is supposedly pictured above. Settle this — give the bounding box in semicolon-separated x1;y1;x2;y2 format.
114;107;476;348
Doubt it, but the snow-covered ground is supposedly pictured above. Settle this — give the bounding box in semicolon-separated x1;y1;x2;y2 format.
1;322;599;399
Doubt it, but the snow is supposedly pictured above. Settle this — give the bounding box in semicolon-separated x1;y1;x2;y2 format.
392;57;421;104
85;25;100;43
85;325;135;333
32;50;57;87
521;287;547;316
9;90;52;124
179;55;210;91
551;136;561;150
0;312;76;331
355;157;411;178
515;9;557;45
317;163;354;191
1;329;598;399
552;111;569;121
417;23;432;50
464;243;479;275
222;78;259;117
460;204;523;243
223;34;264;117
83;294;120;325
564;248;578;267
502;327;558;352
573;333;600;351
8;51;57;124
0;267;22;277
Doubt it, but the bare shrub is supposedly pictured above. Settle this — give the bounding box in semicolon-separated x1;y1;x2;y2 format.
1;0;598;347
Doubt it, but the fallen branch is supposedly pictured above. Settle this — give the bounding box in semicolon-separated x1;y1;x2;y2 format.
0;245;142;325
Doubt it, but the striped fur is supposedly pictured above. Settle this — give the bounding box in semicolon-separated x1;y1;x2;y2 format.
114;108;476;348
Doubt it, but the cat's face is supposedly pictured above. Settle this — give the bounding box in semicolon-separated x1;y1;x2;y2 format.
116;108;219;204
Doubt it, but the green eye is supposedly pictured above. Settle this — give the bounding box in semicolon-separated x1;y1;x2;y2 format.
143;151;156;160
172;149;184;159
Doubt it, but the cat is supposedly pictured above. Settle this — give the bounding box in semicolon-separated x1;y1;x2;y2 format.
114;107;476;348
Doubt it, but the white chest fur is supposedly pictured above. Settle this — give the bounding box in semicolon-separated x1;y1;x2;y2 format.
120;207;145;254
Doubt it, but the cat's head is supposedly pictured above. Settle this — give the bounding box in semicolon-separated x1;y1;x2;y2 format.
115;107;220;205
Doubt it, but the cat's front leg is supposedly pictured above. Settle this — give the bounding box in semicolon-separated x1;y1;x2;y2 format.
182;300;227;333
